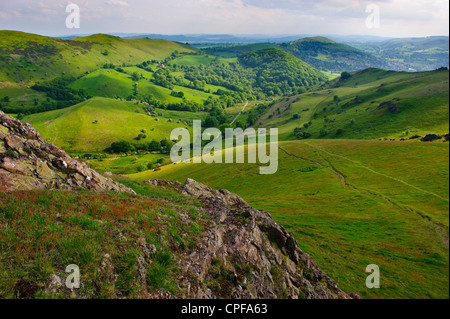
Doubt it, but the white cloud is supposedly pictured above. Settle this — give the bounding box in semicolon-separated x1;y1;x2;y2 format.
0;0;447;37
104;0;129;7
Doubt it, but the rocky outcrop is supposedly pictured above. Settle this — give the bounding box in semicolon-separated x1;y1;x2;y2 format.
148;179;359;299
0;110;357;299
0;111;134;193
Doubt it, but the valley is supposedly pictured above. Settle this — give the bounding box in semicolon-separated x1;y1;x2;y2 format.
0;30;448;300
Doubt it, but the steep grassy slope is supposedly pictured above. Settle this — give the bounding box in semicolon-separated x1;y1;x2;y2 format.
129;140;449;299
23;97;205;153
0;185;208;298
261;68;449;140
67;63;222;105
0;31;194;84
68;69;135;98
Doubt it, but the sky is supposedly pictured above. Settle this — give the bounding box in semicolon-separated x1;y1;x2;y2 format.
0;0;448;38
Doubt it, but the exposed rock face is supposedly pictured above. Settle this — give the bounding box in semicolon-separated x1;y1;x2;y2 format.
148;179;359;299
0;111;134;193
0;111;357;299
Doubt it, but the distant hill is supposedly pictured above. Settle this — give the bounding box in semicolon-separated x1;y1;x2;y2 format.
350;36;450;71
0;31;194;84
279;37;391;73
203;36;394;73
237;48;327;93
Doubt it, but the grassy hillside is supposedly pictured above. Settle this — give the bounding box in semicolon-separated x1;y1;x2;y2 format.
0;184;210;299
0;31;195;84
129;140;449;299
0;31;197;113
201;37;391;73
68;69;135;98
23;97;205;153
280;37;390;72
260;68;449;140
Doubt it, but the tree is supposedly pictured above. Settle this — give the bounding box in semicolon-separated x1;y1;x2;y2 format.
3;96;10;102
204;116;219;129
110;141;134;153
148;140;161;152
320;129;329;137
334;95;340;103
131;72;140;82
293;113;300;119
160;139;173;152
340;72;352;81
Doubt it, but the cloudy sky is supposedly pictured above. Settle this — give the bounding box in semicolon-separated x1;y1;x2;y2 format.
0;0;448;38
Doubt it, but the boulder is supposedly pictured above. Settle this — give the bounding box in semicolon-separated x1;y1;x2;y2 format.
172;178;360;299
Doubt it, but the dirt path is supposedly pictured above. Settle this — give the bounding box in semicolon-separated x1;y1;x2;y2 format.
230;101;249;125
279;145;449;248
279;146;355;190
302;142;449;203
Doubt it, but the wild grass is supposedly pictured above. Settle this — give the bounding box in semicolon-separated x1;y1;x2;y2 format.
0;182;208;299
130;139;449;299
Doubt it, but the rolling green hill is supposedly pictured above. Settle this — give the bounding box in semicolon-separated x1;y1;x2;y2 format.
280;37;390;72
23;97;205;153
201;37;392;73
0;31;195;84
130;139;449;299
259;68;449;140
0;31;197;113
2;30;449;301
236;48;327;94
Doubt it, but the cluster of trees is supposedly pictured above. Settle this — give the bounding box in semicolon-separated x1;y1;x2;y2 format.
177;49;325;100
170;91;185;98
31;76;89;102
294;127;312;139
238;49;326;96
0;76;91;116
203;106;228;129
141;96;203;113
108;139;174;154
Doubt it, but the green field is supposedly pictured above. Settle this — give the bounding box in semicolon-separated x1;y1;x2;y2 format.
0;31;194;84
69;69;135;98
23;97;206;153
261;69;449;140
171;55;217;66
129;139;449;299
86;153;171;175
2;30;449;300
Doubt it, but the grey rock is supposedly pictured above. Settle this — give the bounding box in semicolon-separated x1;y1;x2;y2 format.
0;112;135;194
